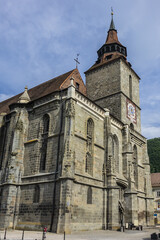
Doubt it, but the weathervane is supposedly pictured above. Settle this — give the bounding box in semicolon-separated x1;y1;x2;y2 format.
74;54;80;69
111;7;113;15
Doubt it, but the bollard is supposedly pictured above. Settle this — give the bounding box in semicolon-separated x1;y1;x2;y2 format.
151;232;158;240
120;226;124;232
22;230;24;240
64;231;65;240
4;229;7;240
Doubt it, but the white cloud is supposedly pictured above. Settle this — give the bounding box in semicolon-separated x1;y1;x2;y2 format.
0;0;160;139
142;125;160;139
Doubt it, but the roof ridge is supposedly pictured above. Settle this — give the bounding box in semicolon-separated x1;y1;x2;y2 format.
27;69;75;93
0;69;76;106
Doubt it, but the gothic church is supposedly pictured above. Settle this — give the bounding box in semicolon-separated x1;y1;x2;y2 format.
0;13;154;233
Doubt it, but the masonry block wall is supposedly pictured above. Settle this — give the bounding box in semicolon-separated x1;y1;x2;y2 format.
0;75;154;232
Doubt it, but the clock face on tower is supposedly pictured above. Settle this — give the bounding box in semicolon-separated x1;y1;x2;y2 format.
126;100;136;123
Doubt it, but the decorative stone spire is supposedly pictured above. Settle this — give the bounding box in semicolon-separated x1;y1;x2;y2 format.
18;86;30;104
68;77;75;98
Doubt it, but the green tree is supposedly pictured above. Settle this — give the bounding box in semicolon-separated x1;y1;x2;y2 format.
147;138;160;173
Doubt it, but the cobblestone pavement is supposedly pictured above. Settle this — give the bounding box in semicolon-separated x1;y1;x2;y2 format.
0;228;159;240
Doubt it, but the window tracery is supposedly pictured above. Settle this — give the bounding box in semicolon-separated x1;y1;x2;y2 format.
85;118;94;175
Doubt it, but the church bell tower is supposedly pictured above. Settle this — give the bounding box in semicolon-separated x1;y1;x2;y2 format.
85;10;141;132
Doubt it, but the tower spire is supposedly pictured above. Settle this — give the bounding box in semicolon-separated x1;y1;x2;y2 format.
109;7;116;31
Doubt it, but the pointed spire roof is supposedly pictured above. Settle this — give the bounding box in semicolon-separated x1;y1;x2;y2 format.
109;8;116;31
106;9;122;45
18;86;31;103
85;10;128;74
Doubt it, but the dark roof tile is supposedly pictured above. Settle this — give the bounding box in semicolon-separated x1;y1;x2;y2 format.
0;69;86;114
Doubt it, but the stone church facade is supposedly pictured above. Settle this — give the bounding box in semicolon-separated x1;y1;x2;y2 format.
0;14;154;233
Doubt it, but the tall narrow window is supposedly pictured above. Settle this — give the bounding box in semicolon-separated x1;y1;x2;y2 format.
43;114;49;133
40;114;50;172
86;118;94;175
87;187;92;204
129;75;132;100
112;135;119;173
86;152;92;175
133;145;138;189
33;185;40;203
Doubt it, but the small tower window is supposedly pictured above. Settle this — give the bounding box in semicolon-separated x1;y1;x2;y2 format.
106;46;109;52
76;82;79;90
130;123;134;130
106;54;112;60
111;45;115;51
121;48;125;54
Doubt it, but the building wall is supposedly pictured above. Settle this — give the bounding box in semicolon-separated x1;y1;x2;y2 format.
120;60;140;107
68;92;105;232
0;73;154;232
86;60;121;102
152;187;160;224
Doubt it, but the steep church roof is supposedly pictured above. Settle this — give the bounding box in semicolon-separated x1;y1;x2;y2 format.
0;68;86;114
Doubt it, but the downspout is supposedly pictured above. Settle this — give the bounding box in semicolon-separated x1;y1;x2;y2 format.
106;188;109;229
50;91;63;232
13;171;21;229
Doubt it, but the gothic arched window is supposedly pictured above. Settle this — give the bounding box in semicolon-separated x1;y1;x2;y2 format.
86;118;94;175
33;185;40;203
130;123;134;130
85;152;92;175
87;186;92;204
40;114;50;172
43;114;50;134
112;135;119;173
87;118;94;138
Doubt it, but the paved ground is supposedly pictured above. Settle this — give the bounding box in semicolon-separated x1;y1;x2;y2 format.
0;228;159;240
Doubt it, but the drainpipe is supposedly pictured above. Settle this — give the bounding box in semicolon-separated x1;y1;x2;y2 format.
106;188;109;229
13;171;21;229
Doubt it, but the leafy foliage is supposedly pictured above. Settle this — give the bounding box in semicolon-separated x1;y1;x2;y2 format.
147;138;160;173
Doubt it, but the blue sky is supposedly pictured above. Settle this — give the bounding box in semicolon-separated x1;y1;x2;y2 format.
0;0;160;139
